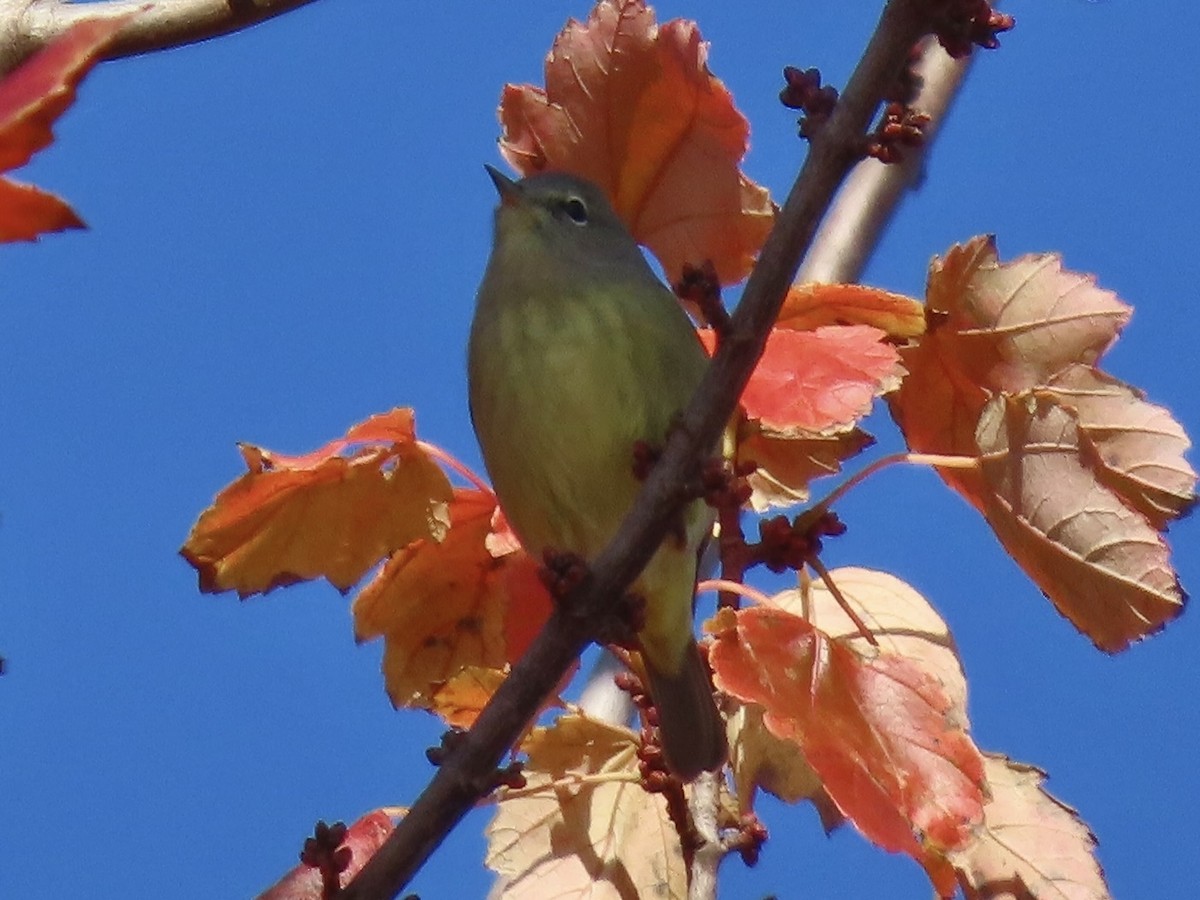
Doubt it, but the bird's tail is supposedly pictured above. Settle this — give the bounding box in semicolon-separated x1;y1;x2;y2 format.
643;638;727;780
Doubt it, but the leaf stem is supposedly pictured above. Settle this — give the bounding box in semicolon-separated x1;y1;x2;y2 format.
808;450;979;514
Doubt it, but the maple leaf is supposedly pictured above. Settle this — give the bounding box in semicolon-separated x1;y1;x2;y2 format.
429;665;509;729
737;423;875;511
889;237;1193;649
1041;365;1197;530
726;702;845;832
708;604;984;897
975;394;1185;651
0;16;135;242
486;714;686;899
781;567;968;715
778;282;926;339
705;325;905;437
949;754;1111;900
702;323;898;509
182;408;453;597
353;488;553;711
498;0;773;285
723;569;970;848
890;235;1131;488
258;810;395;900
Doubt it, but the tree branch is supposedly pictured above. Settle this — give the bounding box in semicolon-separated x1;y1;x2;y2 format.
687;772;723;900
796;35;973;284
337;2;935;898
0;0;320;75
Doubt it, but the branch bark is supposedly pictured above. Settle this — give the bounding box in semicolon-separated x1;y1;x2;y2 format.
0;0;319;76
338;2;935;898
796;35;973;284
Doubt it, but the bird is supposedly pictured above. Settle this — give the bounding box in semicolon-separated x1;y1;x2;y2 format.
467;167;726;780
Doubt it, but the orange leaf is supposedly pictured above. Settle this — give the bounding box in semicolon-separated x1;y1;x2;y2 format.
779;283;926;339
949;755;1110;900
486;714;686;899
352;488;553;710
737;422;874;511
182;408;452;596
0;15;135;241
781;567;968;716
975;394;1185;651
258;810;396;899
429;665;508;729
924;236;1130;391
497;549;556;663
708;606;984;896
703;325;904;436
1042;365;1197;530
498;0;773;284
890;235;1132;483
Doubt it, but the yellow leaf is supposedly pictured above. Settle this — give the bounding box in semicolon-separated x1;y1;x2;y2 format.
487;715;686;900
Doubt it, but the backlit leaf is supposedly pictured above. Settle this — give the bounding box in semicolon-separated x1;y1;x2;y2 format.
182;408;453;596
726;702;844;831
498;0;773;284
923;236;1130;392
1042;365;1196;530
430;665;508;729
708;606;984;896
737;423;874;511
0;16;135;241
779;283;926;339
702;325;904;436
486;714;685;899
950;755;1111;900
975;394;1185;651
890;236;1133;499
353;488;553;710
780;567;967;715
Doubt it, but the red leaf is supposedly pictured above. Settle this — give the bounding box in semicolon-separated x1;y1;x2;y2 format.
0;15;135;241
702;325;904;436
0;177;83;241
709;606;985;895
498;0;773;284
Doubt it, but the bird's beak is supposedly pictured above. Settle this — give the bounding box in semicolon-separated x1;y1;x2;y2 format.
485;165;523;208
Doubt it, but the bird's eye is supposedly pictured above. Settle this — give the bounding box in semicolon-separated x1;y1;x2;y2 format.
562;196;589;225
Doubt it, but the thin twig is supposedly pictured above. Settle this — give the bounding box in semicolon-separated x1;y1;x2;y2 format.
807;554;878;646
796;35;973;285
338;3;934;898
698;578;773;608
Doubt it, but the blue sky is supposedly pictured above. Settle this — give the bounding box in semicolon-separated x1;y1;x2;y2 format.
3;1;1196;897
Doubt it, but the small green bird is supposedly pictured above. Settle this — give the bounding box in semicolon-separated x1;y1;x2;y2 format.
468;167;726;780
